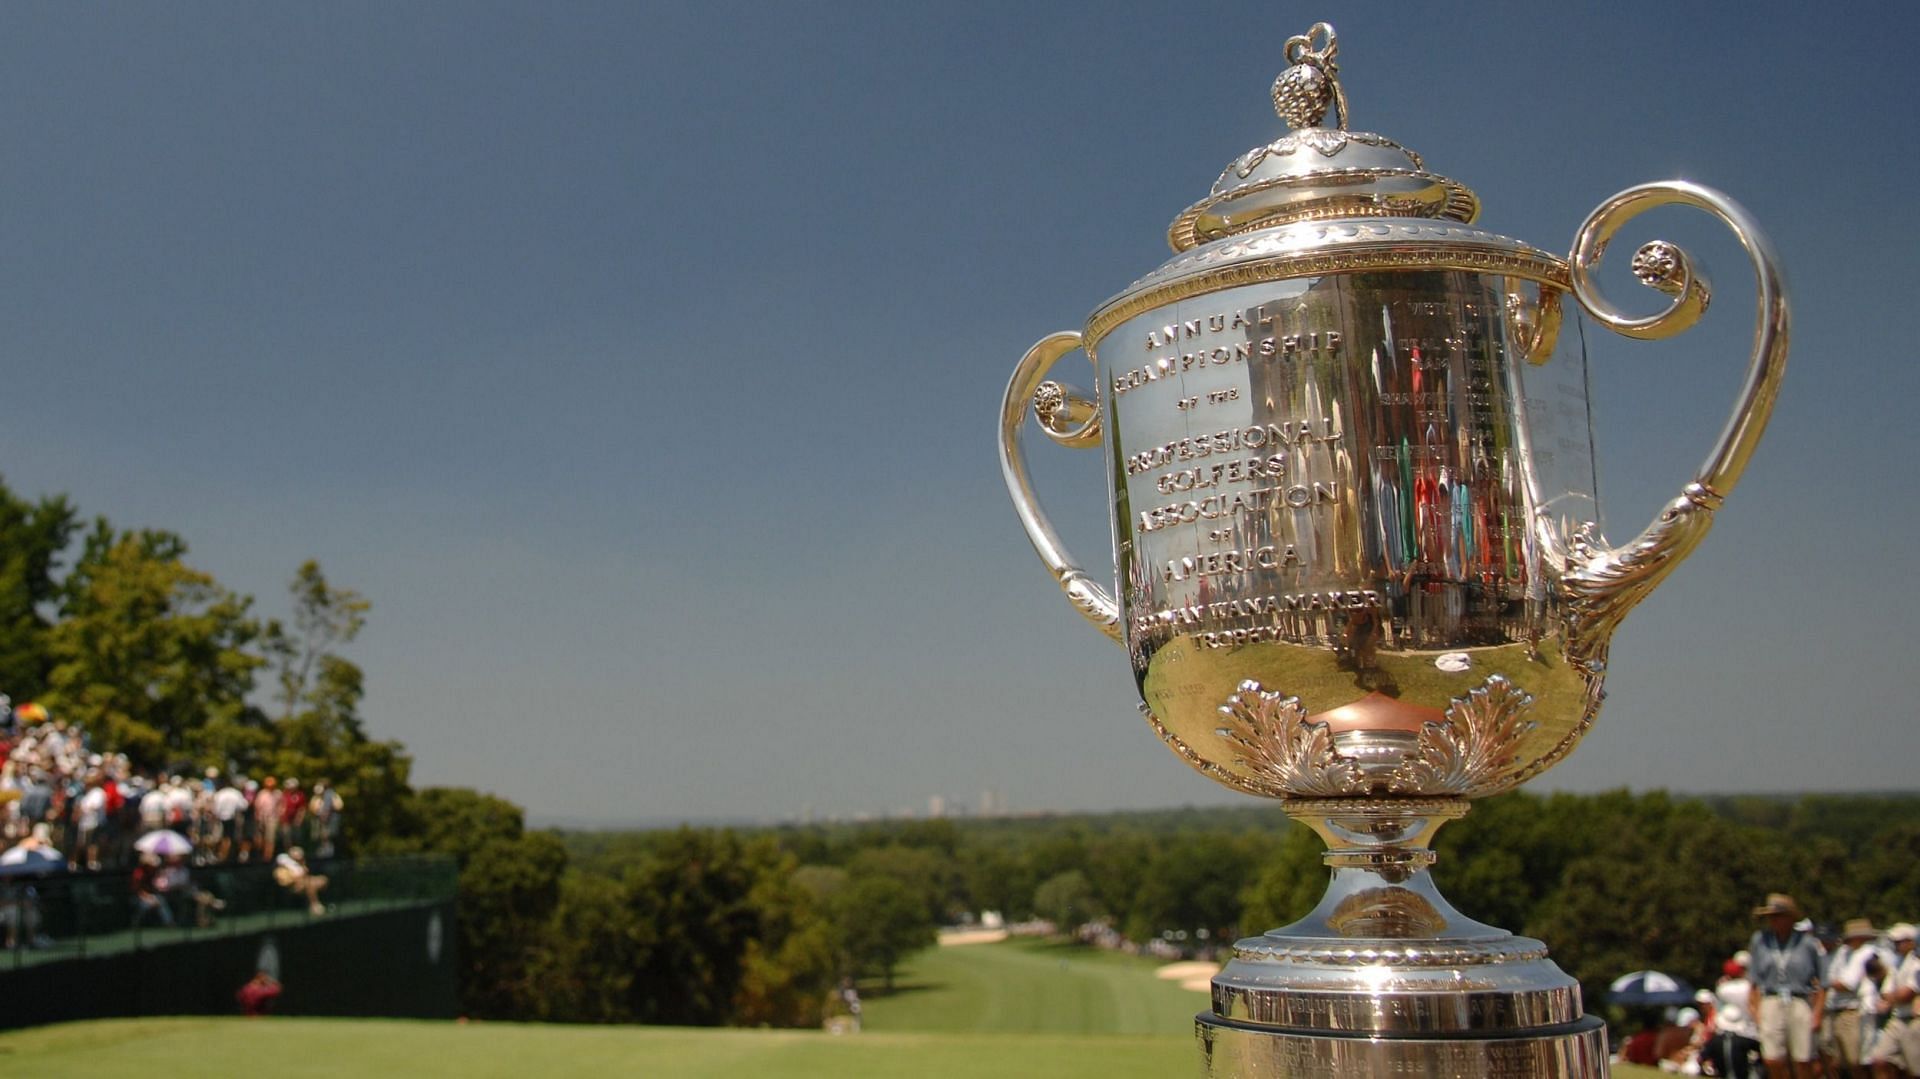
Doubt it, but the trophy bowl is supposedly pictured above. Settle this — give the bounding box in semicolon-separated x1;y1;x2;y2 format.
998;23;1786;1078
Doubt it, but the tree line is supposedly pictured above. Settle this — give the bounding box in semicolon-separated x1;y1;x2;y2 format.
6;474;1914;1028
425;791;1920;1028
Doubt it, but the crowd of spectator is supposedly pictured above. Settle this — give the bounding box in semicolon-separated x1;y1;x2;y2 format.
0;696;346;873
1621;892;1920;1078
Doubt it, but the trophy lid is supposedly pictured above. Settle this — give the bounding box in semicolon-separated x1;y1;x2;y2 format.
1166;24;1480;252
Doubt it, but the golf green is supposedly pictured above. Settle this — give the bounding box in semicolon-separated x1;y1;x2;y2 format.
0;938;1661;1076
860;935;1206;1036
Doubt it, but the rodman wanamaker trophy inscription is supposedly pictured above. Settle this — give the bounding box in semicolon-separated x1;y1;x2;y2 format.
997;24;1787;1078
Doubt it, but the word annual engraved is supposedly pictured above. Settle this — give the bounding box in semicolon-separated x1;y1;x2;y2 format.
1124;419;1340;477
1162;545;1304;583
1142;307;1328;352
1113;330;1341;397
1138;482;1340;534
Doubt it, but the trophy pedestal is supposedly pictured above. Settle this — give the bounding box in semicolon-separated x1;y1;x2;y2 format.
1195;799;1609;1078
1198;1015;1608;1078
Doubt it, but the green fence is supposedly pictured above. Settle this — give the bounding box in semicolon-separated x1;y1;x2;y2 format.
0;853;456;970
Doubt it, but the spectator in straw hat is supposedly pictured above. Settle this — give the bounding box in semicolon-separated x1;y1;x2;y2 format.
1826;917;1890;1076
1748;892;1826;1079
1867;923;1920;1077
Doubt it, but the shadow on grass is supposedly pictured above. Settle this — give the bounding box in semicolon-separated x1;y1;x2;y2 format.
857;980;947;999
1020;938;1095;956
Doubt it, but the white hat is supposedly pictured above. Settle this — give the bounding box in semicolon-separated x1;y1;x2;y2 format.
1677;1007;1701;1026
1889;923;1917;943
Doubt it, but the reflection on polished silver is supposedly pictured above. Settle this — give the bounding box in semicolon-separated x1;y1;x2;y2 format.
1031;379;1100;448
996;20;1787;1079
1211;673;1539;800
1393;674;1538;797
1216;682;1359;798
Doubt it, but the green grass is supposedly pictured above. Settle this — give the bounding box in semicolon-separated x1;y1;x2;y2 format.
861;936;1206;1036
0;1017;1194;1078
0;937;1664;1076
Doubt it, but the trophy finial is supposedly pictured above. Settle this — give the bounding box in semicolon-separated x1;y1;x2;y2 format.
1272;22;1346;131
1169;21;1477;250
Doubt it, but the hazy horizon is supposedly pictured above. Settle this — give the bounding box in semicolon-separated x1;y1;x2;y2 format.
0;4;1911;822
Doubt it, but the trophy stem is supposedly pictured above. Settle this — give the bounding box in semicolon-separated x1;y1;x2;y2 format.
1196;798;1610;1077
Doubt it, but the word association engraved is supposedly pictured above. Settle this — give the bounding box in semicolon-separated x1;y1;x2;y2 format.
1138;482;1339;535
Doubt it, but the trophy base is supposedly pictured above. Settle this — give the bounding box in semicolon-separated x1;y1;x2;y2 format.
1194;798;1609;1078
1197;1013;1608;1078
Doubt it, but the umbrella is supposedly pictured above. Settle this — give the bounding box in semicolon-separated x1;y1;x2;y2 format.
134;829;193;857
1608;969;1696;1007
0;845;64;876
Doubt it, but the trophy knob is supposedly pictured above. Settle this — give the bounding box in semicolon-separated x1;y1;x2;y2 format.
1271;22;1346;131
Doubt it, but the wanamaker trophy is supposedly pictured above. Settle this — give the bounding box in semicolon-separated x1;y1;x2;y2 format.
997;23;1787;1078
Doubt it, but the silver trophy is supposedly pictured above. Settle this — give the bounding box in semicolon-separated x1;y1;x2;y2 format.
998;24;1786;1077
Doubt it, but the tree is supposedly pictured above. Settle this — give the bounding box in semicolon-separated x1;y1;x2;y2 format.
457;830;570;1017
386;786;567;1019
731;858;838;1027
44;521;266;767
1527;794;1794;1003
1239;825;1328;937
266;560;370;727
259;561;408;849
0;476;77;697
1126;833;1259;943
532;872;643;1022
382;786;526;864
622;829;803;1026
833;874;936;992
846;845;957;925
1033;869;1097;932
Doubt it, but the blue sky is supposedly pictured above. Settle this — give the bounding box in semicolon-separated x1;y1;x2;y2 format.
0;4;1911;823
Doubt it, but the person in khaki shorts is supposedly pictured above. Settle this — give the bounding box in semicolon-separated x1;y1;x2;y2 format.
1827;918;1889;1077
1748;893;1826;1079
1868;923;1919;1078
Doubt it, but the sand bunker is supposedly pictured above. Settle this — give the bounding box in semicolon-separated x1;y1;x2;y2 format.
1154;961;1218;980
1155;960;1220;990
938;928;1009;947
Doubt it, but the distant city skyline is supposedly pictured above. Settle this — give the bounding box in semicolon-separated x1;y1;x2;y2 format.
0;5;1912;822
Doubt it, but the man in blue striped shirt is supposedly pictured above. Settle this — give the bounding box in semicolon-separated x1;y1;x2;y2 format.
1748;892;1827;1079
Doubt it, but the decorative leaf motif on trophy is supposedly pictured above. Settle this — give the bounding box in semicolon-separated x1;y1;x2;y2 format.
1140;703;1271;799
1562;494;1717;674
1216;679;1368;798
1390;675;1539;797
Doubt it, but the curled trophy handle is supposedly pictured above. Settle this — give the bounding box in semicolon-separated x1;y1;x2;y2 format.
1561;181;1789;666
999;331;1123;644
